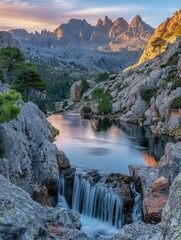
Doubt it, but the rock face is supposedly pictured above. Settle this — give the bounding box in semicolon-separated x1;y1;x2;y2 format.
10;15;153;49
73;35;181;138
0;31;17;48
152;176;169;191
70;81;83;102
101;171;181;240
159;142;181;185
55;19;94;44
0;101;70;205
161;172;181;240
129;141;181;225
131;8;181;68
0;174;89;240
109;18;129;38
143;192;168;224
121;15;154;42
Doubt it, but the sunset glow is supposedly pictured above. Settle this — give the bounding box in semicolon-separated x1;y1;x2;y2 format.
0;0;180;32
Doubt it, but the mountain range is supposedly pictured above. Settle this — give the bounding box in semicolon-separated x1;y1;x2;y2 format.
10;15;154;51
6;15;154;77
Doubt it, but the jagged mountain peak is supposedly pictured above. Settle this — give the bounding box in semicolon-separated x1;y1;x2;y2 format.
129;8;181;69
103;15;113;25
109;17;129;38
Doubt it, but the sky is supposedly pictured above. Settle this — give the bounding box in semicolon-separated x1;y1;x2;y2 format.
0;0;180;32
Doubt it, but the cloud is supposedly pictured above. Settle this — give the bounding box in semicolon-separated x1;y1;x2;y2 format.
0;0;180;31
68;5;149;16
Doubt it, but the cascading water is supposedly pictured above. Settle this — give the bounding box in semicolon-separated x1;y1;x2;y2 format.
56;170;69;209
72;174;124;228
130;181;142;222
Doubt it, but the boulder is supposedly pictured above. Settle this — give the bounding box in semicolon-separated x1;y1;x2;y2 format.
56;150;70;170
91;102;99;114
0;174;90;240
152;176;169;191
99;221;162;240
159;142;181;185
100;171;181;240
143;192;168;224
32;184;51;206
161;172;181;240
112;101;121;114
129;165;159;197
109;74;117;80
70;81;83;102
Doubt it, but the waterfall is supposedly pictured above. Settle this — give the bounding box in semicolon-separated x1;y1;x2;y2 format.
56;170;69;209
72;174;124;228
130;181;142;222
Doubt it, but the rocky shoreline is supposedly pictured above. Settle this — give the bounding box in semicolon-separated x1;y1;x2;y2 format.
55;37;181;141
0;96;181;239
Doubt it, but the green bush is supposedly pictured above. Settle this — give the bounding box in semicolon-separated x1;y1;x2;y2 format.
0;47;25;62
81;79;89;92
0;90;21;123
82;106;91;113
163;52;180;67
94;72;109;83
141;87;158;102
51;126;59;138
170;96;181;109
98;97;112;114
92;88;104;102
171;77;181;90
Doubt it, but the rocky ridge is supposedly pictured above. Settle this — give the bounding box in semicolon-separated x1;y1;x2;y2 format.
10;15;154;50
0;31;17;48
129;8;181;69
7;15;154;78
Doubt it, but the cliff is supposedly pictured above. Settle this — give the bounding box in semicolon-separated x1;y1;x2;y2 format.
129;9;181;69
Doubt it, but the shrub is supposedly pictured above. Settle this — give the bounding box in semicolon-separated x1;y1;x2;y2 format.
0;90;21;123
51;126;59;138
94;72;109;83
141;87;158;102
98;97;112;114
92;88;104;102
163;52;180;67
171;77;181;90
81;79;89;92
82;106;91;113
0;47;25;62
170;96;181;109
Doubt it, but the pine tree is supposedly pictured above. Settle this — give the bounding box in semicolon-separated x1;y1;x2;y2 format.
12;65;47;102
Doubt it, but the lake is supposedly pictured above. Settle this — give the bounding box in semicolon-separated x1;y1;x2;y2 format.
48;114;173;175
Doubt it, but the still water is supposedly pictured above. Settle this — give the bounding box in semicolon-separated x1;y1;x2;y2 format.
48;114;173;175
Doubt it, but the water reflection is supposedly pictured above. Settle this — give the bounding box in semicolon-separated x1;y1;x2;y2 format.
91;118;112;132
47;114;174;175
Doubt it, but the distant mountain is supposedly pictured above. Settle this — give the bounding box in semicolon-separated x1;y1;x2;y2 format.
0;31;17;48
129;8;181;69
8;15;154;76
9;15;154;50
